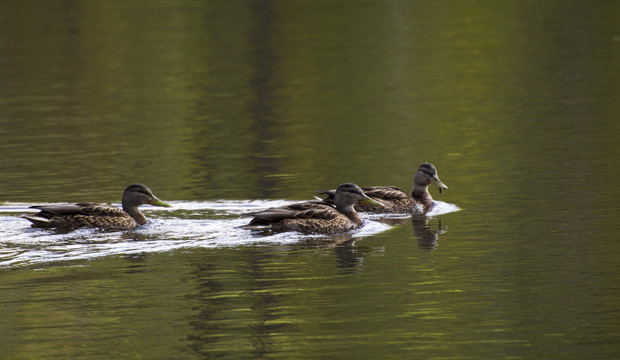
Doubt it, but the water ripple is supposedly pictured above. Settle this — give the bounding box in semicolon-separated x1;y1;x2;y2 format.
0;200;405;268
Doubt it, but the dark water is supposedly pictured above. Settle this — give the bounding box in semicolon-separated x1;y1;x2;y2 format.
2;0;620;359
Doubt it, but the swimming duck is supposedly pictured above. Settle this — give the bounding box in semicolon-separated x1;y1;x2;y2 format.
244;183;383;234
320;163;447;214
23;184;171;231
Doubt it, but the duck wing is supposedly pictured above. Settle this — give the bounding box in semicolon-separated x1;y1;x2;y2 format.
248;201;339;225
361;186;408;201
25;202;132;229
353;186;411;212
29;202;126;218
74;203;128;218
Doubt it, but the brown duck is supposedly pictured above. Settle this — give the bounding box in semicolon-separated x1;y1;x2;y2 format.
244;183;383;234
320;163;447;214
23;184;171;231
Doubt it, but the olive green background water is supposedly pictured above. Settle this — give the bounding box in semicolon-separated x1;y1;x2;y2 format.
2;1;620;359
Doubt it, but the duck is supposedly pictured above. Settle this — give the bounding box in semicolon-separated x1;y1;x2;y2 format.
23;184;171;231
320;163;447;214
244;183;383;234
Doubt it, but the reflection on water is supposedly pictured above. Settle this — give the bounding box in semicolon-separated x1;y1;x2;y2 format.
366;204;457;251
0;201;461;358
411;213;447;250
2;0;620;359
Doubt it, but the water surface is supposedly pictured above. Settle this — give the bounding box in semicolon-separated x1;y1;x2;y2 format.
1;0;620;359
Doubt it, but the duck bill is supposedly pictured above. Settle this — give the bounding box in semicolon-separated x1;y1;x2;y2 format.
432;177;448;194
360;195;384;207
150;196;172;207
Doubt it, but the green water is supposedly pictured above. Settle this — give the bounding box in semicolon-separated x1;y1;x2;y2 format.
2;0;620;359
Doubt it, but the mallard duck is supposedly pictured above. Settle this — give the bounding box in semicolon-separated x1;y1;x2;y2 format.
244;183;384;234
23;184;171;231
320;163;447;214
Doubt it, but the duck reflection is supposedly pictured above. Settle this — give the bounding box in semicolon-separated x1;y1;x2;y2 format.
371;214;447;250
411;214;447;250
297;234;369;273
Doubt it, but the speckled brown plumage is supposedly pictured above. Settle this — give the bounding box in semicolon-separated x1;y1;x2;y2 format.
24;184;171;231
245;183;383;234
249;201;360;234
320;163;447;214
355;186;430;213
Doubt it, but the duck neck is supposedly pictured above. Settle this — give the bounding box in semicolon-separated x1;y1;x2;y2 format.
411;183;433;209
335;201;363;225
123;205;147;225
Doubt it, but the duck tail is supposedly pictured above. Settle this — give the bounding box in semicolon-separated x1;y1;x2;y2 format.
22;215;51;227
316;189;336;204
